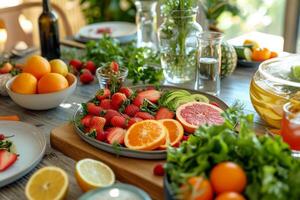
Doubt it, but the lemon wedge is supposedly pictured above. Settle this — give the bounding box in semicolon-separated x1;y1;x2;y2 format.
25;166;69;200
75;158;115;192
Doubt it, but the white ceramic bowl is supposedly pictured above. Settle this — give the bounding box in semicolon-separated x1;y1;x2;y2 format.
6;73;77;110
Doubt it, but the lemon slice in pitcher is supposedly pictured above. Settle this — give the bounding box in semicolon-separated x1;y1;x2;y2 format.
25;166;69;200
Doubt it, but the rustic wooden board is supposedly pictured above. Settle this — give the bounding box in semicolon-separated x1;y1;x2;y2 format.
50;123;164;200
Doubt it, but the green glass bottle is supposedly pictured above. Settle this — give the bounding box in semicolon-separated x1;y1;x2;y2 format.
38;0;60;60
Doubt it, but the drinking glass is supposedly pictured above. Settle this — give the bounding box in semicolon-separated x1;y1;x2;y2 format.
195;32;223;96
281;102;300;157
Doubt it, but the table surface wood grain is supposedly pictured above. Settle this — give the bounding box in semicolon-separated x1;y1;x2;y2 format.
0;44;267;200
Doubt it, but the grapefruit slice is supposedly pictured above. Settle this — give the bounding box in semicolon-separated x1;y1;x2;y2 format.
176;102;224;133
125;120;167;150
159;119;184;149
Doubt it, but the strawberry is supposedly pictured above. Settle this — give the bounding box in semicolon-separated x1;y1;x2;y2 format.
155;107;175;120
84;61;96;74
89;116;106;132
103;109;122;125
81;115;93;127
153;163;164;176
96;88;111;101
69;59;83;71
146;86;155;90
107;127;126;145
80;69;94;84
111;92;127;110
119;87;133;98
0;62;13;74
111;116;127;128
210;102;220;108
100;99;112;110
173;142;181;148
0;150;18;172
127;117;143;128
87;103;104;116
96;130;108;142
110;61;119;73
132;96;144;107
136;90;161;104
182;135;190;141
0;134;5;140
135;112;155;120
124;104;140;117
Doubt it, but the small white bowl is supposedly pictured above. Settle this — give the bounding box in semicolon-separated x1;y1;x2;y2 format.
6;73;77;110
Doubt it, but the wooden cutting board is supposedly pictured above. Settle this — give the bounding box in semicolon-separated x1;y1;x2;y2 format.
50;123;164;200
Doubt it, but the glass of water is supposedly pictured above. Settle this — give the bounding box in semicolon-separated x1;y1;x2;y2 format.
195;32;223;96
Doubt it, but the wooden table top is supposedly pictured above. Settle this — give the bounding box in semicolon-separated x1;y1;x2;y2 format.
0;44;267;200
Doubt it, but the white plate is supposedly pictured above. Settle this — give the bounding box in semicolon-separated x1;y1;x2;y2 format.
0;121;46;187
78;21;136;40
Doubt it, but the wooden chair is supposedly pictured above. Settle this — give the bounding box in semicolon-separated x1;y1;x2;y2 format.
0;2;72;51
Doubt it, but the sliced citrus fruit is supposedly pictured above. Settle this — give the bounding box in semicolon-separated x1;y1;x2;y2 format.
159;119;184;149
25;166;68;200
125;120;167;150
176;102;224;133
75;158;115;192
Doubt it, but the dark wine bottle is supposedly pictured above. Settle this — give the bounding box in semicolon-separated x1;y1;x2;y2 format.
38;0;61;60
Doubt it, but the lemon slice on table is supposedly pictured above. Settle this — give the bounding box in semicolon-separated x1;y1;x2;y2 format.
25;166;69;200
75;158;115;192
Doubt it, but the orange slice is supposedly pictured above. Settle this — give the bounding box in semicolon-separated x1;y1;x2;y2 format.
125;120;167;150
159;119;184;149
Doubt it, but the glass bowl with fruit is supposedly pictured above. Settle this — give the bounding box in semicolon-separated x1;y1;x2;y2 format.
250;54;300;128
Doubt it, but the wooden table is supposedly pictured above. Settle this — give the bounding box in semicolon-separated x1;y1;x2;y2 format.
0;44;267;200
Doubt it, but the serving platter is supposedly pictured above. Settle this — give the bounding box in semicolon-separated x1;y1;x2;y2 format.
0;121;46;187
73;85;229;160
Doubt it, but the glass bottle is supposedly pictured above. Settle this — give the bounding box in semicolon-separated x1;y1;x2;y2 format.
134;0;158;50
38;0;61;60
158;9;202;84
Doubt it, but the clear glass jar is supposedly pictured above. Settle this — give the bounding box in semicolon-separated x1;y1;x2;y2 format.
134;0;158;50
158;9;202;84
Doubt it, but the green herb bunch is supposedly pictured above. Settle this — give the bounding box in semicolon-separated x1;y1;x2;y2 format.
85;36;163;84
166;105;300;200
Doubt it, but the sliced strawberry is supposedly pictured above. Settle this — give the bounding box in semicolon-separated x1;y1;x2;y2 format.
155;107;175;120
96;88;111;101
132;96;144;107
119;87;133;98
89;116;106;131
81;114;93;127
124;104;140;117
102;109;122;125
0;150;18;172
135;112;155;120
111;92;127;110
87;103;104;116
69;59;83;71
153;163;164;176
136;90;161;104
110;61;119;73
107;127;126;145
100;99;112;110
96;130;108;142
111;116;127;128
84;61;96;75
127;117;143;128
80;69;94;84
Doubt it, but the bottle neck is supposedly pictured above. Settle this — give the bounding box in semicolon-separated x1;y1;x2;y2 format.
42;0;51;13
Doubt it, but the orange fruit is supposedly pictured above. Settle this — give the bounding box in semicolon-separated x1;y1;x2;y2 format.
37;73;69;94
181;176;213;200
251;48;271;62
270;51;278;58
159;119;184;149
215;192;246;200
210;162;247;194
23;55;51;79
11;73;37;94
124;120;167;150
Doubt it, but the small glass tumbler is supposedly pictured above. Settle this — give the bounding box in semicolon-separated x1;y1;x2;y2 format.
281;102;300;157
195;32;223;96
96;65;128;92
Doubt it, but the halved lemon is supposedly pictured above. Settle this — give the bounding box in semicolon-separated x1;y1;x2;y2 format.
75;158;115;192
25;166;69;200
125;120;167;150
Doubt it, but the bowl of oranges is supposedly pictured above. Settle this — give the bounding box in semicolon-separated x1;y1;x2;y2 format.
6;55;77;110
